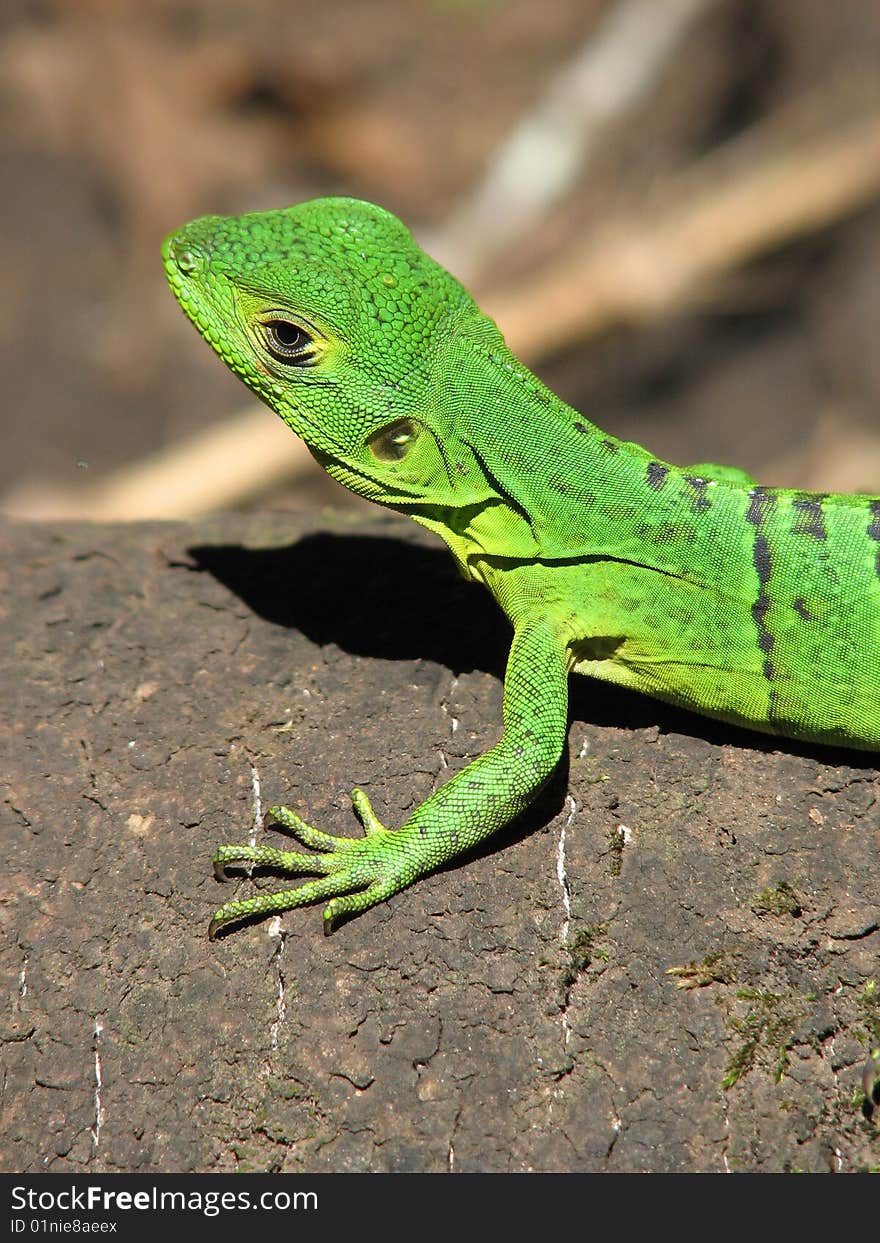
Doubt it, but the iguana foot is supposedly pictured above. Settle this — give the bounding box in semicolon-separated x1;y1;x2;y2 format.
208;789;404;939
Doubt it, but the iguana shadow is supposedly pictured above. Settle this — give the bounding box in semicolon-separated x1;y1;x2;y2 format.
188;529;876;934
189;529;878;772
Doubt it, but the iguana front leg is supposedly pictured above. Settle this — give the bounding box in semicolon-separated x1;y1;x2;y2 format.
209;617;570;937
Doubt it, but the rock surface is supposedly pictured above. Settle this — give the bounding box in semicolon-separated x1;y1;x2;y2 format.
2;511;878;1172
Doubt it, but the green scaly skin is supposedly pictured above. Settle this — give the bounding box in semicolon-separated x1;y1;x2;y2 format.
162;197;880;938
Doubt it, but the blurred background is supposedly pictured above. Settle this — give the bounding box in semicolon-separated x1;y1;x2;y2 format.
2;0;880;521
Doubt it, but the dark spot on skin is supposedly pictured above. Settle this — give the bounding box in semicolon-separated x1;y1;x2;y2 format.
756;625;774;654
746;493;777;709
603;439;619;454
419;825;427;837
867;501;880;579
746;487;775;528
753;534;772;587
793;596;814;621
868;500;880;540
752;594;770;627
574;422;588;434
791;496;827;540
646;462;668;491
683;474;711;514
637;520;695;545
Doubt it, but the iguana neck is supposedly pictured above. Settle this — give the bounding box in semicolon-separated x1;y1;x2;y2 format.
413;329;738;585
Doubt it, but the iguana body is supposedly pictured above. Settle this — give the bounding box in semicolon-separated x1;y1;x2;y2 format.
162;198;880;937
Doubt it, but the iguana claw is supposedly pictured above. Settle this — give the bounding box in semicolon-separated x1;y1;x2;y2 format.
208;790;399;938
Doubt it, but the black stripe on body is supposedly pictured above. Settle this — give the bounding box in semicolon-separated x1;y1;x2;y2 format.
646;462;668;491
746;488;778;718
746;488;775;528
682;474;711;514
868;501;880;579
791;495;827;541
751;583;773;654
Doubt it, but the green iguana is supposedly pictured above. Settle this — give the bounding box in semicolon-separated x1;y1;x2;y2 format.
162;197;880;939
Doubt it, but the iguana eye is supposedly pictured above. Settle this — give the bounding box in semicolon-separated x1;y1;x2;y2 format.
260;318;313;364
368;418;422;462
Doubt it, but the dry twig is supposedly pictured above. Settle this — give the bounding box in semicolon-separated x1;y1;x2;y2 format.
7;94;880;520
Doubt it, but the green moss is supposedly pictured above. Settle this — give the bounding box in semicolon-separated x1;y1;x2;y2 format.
667;951;735;990
607;828;624;877
852;980;880;1114
559;922;610;991
266;1075;306;1101
722;988;815;1090
749;881;803;917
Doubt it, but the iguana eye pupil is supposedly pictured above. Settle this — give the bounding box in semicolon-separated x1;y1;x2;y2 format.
261;319;311;364
368;418;421;461
272;322;300;346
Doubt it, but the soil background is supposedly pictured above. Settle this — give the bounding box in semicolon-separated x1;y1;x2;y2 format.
2;0;880;507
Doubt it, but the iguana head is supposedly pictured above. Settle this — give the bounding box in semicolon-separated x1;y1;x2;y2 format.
163;197;495;510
